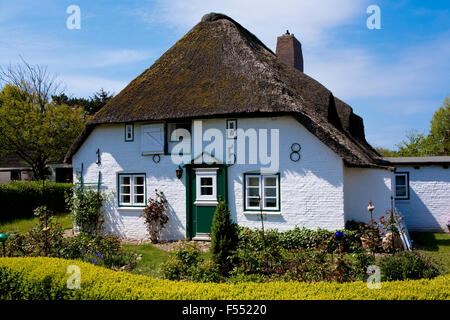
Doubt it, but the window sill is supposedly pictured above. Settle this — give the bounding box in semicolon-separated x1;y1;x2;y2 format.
243;211;281;216
117;206;146;211
194;200;219;206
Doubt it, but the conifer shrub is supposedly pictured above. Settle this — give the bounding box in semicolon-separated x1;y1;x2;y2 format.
210;201;238;273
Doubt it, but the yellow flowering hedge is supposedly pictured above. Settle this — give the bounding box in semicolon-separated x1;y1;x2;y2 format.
0;257;449;300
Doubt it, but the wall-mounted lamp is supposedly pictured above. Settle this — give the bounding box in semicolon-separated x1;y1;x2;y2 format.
96;148;101;165
176;165;183;179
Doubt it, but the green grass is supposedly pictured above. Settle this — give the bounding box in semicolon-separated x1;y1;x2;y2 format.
410;232;450;274
121;244;171;277
0;214;73;234
122;243;212;278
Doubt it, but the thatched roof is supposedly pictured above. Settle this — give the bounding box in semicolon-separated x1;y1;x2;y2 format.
0;154;30;170
65;13;389;168
383;156;450;166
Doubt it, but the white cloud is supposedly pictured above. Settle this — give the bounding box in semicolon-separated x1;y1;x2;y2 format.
60;74;129;97
133;0;370;48
87;49;154;68
307;36;450;102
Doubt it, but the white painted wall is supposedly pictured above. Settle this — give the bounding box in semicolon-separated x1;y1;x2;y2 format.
72;124;187;240
72;116;359;239
394;166;450;232
343;167;393;224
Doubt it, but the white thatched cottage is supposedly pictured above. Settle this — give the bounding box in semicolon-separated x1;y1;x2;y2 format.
65;13;449;240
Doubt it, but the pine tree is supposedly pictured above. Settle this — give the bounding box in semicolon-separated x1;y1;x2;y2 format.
210;201;238;273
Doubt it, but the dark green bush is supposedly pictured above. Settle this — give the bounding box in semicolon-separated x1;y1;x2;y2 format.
379;251;441;281
0;181;72;222
210;201;238;273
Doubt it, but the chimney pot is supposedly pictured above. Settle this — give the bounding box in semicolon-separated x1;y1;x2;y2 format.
276;32;303;72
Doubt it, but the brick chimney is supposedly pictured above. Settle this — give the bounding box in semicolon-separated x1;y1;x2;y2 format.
276;30;303;72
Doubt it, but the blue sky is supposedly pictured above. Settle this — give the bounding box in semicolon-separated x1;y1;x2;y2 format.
0;0;448;149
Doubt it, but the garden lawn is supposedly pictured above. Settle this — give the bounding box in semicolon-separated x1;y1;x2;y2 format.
121;244;170;277
0;213;72;234
121;243;212;277
410;232;450;274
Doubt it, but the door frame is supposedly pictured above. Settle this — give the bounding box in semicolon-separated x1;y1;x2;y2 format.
185;163;228;240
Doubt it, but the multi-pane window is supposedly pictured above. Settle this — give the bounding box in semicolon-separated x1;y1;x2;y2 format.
245;174;280;211
118;174;146;206
125;124;134;142
194;168;218;205
200;177;214;196
394;172;409;200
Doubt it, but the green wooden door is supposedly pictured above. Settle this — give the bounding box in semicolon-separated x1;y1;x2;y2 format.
186;165;227;239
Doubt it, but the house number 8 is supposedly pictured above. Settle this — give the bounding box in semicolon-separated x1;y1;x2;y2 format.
290;143;301;162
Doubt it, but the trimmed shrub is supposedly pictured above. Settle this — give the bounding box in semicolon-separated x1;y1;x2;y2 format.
0;181;72;222
210;201;238;273
237;226;361;253
0;257;448;300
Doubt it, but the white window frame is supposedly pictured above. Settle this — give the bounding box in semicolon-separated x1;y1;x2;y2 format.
226;119;237;139
194;168;218;206
394;172;409;200
245;174;279;211
118;173;146;207
125;124;134;142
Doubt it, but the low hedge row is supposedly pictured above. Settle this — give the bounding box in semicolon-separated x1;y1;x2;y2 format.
237;226;361;253
0;257;448;300
0;181;72;222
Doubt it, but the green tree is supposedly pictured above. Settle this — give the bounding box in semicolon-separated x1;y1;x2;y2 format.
210;201;238;274
394;97;449;157
428;97;450;155
0;84;85;180
51;88;114;116
375;147;398;157
396;130;429;156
